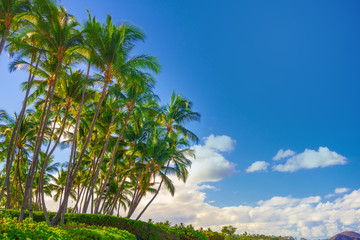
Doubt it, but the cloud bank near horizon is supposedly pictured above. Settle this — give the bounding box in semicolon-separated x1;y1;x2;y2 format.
44;135;357;239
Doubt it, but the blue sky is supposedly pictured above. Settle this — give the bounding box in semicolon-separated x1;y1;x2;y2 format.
1;0;360;238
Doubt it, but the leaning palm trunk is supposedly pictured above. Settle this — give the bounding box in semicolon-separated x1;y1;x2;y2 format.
82;114;115;213
95;108;133;213
136;161;171;220
104;174;128;215
98;165;117;214
67;63;90;181
20;60;61;221
127;189;143;219
126;173;142;218
59;64;90;222
0;53;40;207
0;25;9;55
51;77;111;225
39;107;70;223
135;181;161;220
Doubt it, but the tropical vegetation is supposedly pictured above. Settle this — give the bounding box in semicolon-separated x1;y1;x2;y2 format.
0;1;298;239
0;0;200;227
0;209;293;240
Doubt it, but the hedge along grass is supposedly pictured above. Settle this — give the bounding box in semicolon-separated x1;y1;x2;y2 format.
0;217;136;240
0;209;180;240
0;209;215;240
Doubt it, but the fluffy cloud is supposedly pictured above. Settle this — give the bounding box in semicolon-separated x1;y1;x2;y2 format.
245;161;269;173
43;138;356;239
272;149;296;161
335;188;351;194
187;135;237;183
326;188;351;198
134;182;360;239
203;134;236;152
128;139;357;239
273;147;346;172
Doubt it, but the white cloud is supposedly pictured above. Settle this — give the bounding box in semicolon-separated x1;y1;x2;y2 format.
273;149;296;161
42;137;356;239
273;147;346;172
186;135;237;183
203;134;235;152
335;188;350;194
245;161;269;173
326;188;351;198
134;185;360;239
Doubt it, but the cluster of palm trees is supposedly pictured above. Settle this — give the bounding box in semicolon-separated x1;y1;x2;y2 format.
0;0;200;226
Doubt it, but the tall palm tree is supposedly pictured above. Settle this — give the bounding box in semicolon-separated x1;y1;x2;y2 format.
54;12;160;225
0;110;36;209
0;0;30;54
134;92;200;219
94;73;156;213
37;70;86;222
19;0;82;221
136;132;194;220
0;24;44;209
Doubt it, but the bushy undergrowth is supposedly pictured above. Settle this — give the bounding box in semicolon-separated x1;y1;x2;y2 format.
0;209;287;240
0;209;179;240
0;217;136;240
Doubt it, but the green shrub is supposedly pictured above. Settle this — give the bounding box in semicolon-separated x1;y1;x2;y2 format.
66;225;136;240
0;216;136;240
0;210;229;240
0;209;176;240
0;217;66;240
203;231;225;240
171;227;209;240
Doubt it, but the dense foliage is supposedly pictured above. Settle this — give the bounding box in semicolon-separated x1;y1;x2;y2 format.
0;1;297;239
0;217;136;240
0;0;200;226
0;209;292;240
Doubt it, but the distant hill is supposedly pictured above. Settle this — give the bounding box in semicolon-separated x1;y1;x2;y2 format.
330;231;360;240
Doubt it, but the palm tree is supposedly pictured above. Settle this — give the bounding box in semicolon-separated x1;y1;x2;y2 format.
0;110;36;209
0;0;30;54
134;92;200;219
94;73;156;214
33;152;59;211
19;0;82;221
161;91;200;140
54;12;160;225
37;70;86;222
136;132;194;220
0;23;44;209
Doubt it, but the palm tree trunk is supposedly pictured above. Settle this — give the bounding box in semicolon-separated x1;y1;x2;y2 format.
81;151;99;213
40;107;69;223
0;26;9;55
43;114;59;157
95;109;133;213
136;179;163;220
67;63;90;181
0;53;39;207
83;114;115;213
20;60;61;221
55;62;91;223
19;86;50;219
9;156;21;208
72;154;97;213
127;191;143;219
104;175;127;215
98;165;117;214
127;174;141;218
135;161;170;220
51;77;111;225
